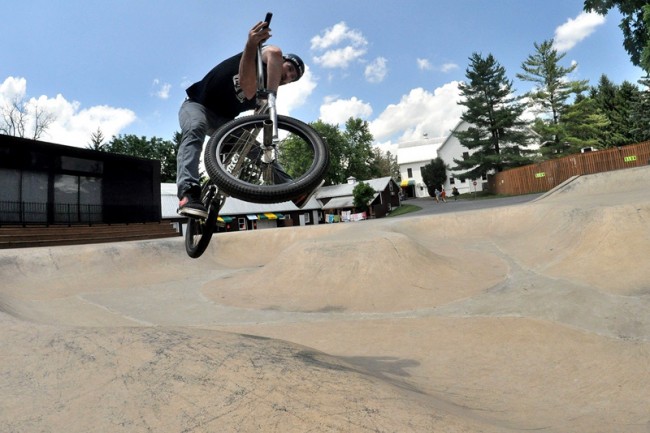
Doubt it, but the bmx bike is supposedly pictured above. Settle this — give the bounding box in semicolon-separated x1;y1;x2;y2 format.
185;13;329;258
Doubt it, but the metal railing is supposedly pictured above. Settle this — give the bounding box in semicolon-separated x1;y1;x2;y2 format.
0;201;104;225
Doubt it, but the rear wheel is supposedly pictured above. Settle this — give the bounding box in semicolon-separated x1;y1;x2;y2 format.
184;183;224;258
204;114;329;203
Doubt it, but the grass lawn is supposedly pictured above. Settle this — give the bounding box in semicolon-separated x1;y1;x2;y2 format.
387;204;421;217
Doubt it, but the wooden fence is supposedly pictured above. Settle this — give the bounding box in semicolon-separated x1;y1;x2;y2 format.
487;141;650;196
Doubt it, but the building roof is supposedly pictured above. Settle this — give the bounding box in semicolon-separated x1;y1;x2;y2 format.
161;177;397;219
316;176;395;199
160;183;320;219
396;136;445;165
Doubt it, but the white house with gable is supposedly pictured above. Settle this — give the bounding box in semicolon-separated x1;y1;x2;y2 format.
436;120;488;195
396;120;536;197
396;135;444;198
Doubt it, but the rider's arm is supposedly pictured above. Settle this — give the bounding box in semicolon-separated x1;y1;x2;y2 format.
239;21;275;100
261;45;283;93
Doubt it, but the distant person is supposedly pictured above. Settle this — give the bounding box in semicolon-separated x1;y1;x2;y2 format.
452;186;459;200
434;188;441;203
176;20;305;219
440;187;447;203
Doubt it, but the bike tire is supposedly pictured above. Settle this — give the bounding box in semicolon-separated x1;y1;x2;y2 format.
184;183;222;258
204;114;329;204
185;216;215;258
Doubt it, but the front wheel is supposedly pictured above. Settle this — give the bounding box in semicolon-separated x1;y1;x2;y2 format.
204;114;329;204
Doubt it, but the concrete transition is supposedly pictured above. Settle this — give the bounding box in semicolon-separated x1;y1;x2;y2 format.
1;166;649;433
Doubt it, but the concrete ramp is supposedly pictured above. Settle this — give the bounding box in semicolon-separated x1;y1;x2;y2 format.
1;166;649;432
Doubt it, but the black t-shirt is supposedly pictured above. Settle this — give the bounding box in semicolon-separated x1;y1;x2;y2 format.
185;52;267;118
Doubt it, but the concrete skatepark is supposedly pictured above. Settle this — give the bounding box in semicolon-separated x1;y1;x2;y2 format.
1;166;649;432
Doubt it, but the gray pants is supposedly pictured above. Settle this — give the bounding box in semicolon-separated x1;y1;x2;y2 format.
176;99;230;199
176;99;293;199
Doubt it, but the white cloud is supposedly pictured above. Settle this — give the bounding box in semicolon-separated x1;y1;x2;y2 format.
276;66;317;116
417;58;459;73
313;46;367;69
311;21;368;69
368;81;464;143
553;11;606;52
319;96;372;125
365;57;388;83
152;79;171;99
0;76;27;100
310;22;366;50
1;76;136;147
417;58;433;71
440;63;459;73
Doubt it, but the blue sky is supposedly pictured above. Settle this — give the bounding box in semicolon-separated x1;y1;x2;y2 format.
1;0;644;151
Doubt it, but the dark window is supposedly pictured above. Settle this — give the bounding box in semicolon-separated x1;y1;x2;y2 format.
61;156;103;174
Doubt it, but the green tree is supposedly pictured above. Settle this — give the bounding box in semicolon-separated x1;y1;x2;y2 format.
342;118;375;181
590;75;642;146
103;134;177;182
584;0;650;70
307;120;348;185
453;52;534;180
370;148;400;181
560;90;610;152
352;181;375;211
420;157;447;196
631;75;650;140
301;118;384;186
517;39;588;157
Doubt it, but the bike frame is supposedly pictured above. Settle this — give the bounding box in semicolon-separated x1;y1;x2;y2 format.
225;44;280;183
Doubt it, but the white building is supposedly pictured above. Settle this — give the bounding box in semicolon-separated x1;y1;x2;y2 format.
436;120;487;195
395;126;486;198
396;120;538;197
397;135;444;198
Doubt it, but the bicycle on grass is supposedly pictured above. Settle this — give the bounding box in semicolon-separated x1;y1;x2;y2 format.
184;13;329;258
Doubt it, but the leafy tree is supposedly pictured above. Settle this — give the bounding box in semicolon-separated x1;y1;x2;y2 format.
584;0;650;70
453;52;534;180
342;117;375;181
102;134;177;182
370;148;400;180
420;157;447;196
304;120;348;185
277;132;316;179
300;118;394;186
517;39;589;157
641;5;650;72
352;181;375;211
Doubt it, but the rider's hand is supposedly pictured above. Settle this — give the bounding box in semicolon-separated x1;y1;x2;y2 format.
247;21;271;48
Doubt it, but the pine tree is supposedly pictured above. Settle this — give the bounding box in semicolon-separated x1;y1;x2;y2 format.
631;75;650;141
590;76;642;146
87;127;105;151
561;90;610;152
517;39;589;157
452;52;534;180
